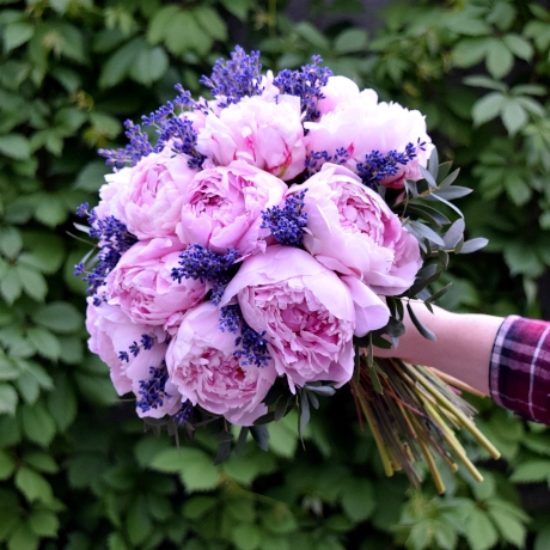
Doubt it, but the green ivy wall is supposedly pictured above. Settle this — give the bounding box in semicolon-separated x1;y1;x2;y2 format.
0;1;549;549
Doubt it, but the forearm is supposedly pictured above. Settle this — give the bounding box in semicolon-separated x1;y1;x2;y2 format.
375;303;504;395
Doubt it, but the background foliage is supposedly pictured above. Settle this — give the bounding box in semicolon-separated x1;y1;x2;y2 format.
0;0;549;548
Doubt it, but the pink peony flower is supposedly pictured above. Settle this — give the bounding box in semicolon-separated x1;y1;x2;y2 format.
176;160;287;255
104;236;207;334
317;75;363;115
221;246;366;392
292;163;422;296
95;148;197;239
165;303;277;426
196;95;307;180
85;300;180;419
306;96;433;187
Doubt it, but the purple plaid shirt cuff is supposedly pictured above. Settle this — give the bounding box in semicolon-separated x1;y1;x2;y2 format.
489;315;550;425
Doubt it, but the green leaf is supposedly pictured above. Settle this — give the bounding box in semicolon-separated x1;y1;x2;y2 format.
232;523;262;550
464;509;499;550
458;238;489;254
472;92;505;126
99;37;143;88
269;415;298;458
31;302;82;334
126;497;153;546
150;448;221;491
294;22;330;50
0;384;18;415
167;11;212;55
23;451;58;474
222;450;277;486
452;38;489;68
0;449;15;480
34;195;67;227
502;33;533;60
0;228;22;259
501;99;528;135
535;525;550;550
0;268;21;305
14;466;53;503
340;478;375;522
510;459;550;483
16;265;47;302
182;496;217;520
129;46;168;85
147;5;181;44
20;403;56;447
74;161;108;192
26;327;60;360
486;40;514;78
4;22;34;52
28;509;59;537
0;134;31;160
193;6;227;41
334;28;368;53
21;232;64;274
7;523;39;550
487;506;526;547
47;375;77;431
220;0;251;21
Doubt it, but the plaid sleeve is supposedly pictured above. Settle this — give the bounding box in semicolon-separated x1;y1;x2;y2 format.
489;315;550;425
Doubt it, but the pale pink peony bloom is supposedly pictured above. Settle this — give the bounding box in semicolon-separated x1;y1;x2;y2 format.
196;95;307;180
292;163;422;296
221;246;362;392
176;160;287;255
95;149;196;239
317;75;362;115
306;96;433;187
104;236;207;334
165;302;277;426
85;300;180;419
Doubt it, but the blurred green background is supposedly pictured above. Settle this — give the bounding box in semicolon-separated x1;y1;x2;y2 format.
1;0;550;548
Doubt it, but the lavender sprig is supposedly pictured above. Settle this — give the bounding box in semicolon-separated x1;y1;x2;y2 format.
199;46;263;106
74;204;137;299
99;83;206;169
219;305;270;368
261;191;308;247
137;363;170;414
356;142;419;189
273;54;333;122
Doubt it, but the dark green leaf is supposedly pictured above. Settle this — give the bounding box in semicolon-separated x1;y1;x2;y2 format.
0;384;18;415
31;302;82;334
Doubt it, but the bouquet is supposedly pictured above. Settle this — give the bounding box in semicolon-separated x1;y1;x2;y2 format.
76;46;499;492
